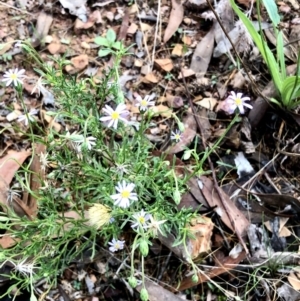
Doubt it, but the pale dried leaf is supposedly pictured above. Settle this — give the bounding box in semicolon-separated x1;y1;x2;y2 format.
154;59;174;72
31;12;53;48
190;26;214;73
288;268;300;291
195;97;217;110
152;104;173;117
163;0;184;44
172;44;183;56
178;68;195;79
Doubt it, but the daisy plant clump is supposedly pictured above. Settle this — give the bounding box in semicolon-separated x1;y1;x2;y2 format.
0;48;199;300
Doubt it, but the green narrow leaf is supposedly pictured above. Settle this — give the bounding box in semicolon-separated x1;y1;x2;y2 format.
262;0;280;26
281;76;300;107
230;0;282;92
276;31;286;79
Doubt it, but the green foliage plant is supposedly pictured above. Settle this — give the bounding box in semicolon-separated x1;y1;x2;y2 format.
230;0;300;110
0;42;201;301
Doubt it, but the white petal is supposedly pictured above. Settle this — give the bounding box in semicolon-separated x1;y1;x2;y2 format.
243;103;253;109
238;104;245;114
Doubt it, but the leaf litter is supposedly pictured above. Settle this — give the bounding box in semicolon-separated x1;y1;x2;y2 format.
0;0;300;300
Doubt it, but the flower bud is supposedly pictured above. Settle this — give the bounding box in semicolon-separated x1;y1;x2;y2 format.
178;121;185;132
140;288;149;301
128;276;137;288
139;240;149;257
192;274;199;283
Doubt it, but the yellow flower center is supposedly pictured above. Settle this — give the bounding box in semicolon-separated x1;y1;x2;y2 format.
111;111;120;120
138;217;146;224
121;190;130;198
115;242;120;249
10;74;17;80
175;134;180;140
235;98;242;105
140;100;148;107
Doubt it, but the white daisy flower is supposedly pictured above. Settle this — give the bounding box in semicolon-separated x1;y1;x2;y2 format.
99;103;129;129
224;91;252;114
17;109;38;126
111;180;137;208
2;68;26;87
108;238;125;252
171;130;182;143
131;209;152;230
135;94;155;111
144;216;166;236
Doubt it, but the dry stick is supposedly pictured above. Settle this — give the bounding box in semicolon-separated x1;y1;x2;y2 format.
180;74;249;254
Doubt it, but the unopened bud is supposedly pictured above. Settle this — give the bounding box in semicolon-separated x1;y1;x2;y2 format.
192;274;199;283
140;288;149;301
139;240;149;257
128;276;137;288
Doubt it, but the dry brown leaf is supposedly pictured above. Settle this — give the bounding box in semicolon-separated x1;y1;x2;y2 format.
127;23;138;35
0;43;11;56
41;110;62;132
166;94;184;108
25;143;46;218
195;97;217;110
264;218;292;237
158;216;213;260
74;11;97;30
0;150;31;206
0;233;18;249
31;12;53;48
190;26;214;74
152;104;173;117
182;35;191;45
57;210;88;234
142;72;159;83
71;54;89;71
47;41;62;55
172;44;183;56
178;68;195;79
288;268;300;291
140;23;153;32
200;176;250;236
154;58;174;72
163;0;184;44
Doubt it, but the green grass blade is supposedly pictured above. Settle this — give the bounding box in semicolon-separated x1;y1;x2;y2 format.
230;0;282;92
262;0;286;79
